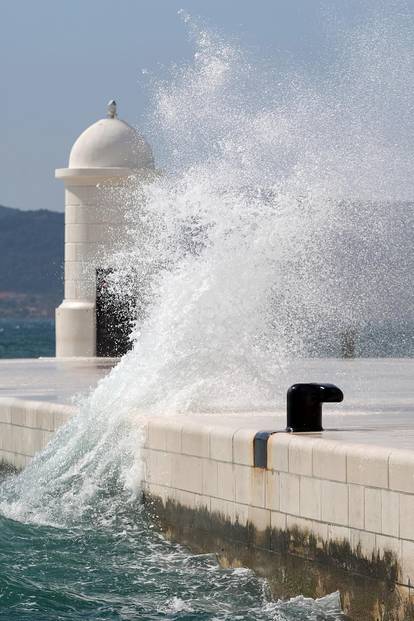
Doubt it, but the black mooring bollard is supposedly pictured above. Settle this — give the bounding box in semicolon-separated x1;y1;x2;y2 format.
286;383;343;432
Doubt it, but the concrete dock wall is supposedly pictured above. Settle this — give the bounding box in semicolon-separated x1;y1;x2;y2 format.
142;416;414;619
142;417;414;580
1;398;414;618
0;398;75;469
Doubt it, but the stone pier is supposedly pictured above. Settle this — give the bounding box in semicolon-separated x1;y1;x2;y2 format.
0;357;413;619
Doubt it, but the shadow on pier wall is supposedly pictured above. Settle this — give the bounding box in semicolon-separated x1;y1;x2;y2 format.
144;493;414;621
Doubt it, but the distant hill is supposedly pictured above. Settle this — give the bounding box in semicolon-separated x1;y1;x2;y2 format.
0;205;63;317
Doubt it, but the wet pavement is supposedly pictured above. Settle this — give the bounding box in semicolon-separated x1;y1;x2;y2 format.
0;357;412;451
0;358;116;404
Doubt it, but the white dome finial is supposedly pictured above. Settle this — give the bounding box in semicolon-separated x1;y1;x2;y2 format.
67;103;155;169
107;99;117;119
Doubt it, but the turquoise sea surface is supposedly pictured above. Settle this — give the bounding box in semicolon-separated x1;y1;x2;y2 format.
0;470;344;621
0;319;54;358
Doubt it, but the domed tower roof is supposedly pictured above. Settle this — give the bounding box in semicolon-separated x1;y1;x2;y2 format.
68;100;154;170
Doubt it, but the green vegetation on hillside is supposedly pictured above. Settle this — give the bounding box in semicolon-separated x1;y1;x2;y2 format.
0;205;63;317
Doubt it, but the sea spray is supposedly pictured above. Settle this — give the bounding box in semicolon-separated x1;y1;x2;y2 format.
0;6;413;538
99;15;413;411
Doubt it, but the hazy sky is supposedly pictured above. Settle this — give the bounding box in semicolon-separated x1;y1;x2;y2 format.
1;0;412;212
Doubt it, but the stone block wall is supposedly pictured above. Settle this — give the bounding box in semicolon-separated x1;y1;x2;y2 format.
142;415;414;618
0;398;75;469
1;398;414;618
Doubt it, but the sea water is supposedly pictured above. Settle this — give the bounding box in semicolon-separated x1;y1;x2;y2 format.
0;9;413;620
0;319;54;358
0;498;344;620
0;454;344;621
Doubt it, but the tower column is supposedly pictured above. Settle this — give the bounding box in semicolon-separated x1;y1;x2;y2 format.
54;101;155;357
55;169;131;357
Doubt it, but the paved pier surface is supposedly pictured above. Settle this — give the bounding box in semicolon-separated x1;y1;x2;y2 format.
0;357;412;450
0;358;116;404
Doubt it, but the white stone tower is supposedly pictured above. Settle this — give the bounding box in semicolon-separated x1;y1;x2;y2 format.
55;101;155;357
